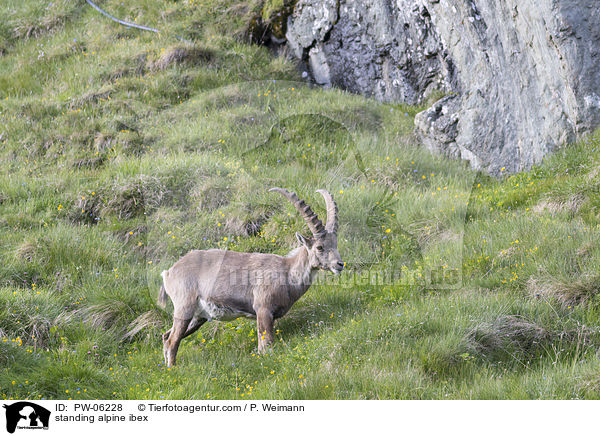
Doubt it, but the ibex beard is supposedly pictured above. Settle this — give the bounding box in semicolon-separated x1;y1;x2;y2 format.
158;187;343;367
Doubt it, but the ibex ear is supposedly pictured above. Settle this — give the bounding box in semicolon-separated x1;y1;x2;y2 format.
296;232;312;248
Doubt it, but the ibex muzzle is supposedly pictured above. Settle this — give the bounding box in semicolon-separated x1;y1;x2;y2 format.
158;188;342;366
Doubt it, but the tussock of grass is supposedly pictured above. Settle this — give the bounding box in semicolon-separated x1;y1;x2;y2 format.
70;171;198;224
73;156;106;170
533;193;585;217
466;315;550;360
7;0;78;41
71;86;114;109
0;288;67;349
224;212;272;237
124;309;167;341
65;300;135;335
148;44;215;71
14;241;43;263
191;178;231;211
528;274;600;308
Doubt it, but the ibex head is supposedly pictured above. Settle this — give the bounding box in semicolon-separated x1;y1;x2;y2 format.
269;187;344;274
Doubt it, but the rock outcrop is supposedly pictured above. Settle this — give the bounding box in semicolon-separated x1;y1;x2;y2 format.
286;0;600;174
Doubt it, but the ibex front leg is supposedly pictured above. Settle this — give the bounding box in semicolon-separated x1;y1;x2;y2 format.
256;308;274;354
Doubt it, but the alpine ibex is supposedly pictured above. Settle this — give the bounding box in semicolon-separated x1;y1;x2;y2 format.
158;187;343;366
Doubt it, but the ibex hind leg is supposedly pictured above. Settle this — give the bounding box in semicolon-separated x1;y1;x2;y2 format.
182;317;206;340
162;316;206;362
163;316;205;341
162;329;171;364
161;326;174;364
164;317;191;367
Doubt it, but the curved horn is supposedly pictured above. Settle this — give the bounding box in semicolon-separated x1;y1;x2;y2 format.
269;187;326;238
316;189;338;234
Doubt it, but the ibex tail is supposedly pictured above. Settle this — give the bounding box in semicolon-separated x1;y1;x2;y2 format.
157;271;170;308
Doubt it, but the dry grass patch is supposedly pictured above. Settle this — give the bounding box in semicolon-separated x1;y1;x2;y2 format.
15;240;43;263
466;315;551;360
409;218;448;248
103;177;163;219
70;175;173;224
11;0;77;40
148;44;214;71
532;193;585;217
70;87;114;109
93;132;114;154
124;309;166;340
224;213;271;237
63;300;134;333
527;274;600;308
73;156;105;170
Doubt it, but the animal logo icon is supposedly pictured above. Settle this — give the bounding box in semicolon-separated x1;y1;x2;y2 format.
2;402;50;434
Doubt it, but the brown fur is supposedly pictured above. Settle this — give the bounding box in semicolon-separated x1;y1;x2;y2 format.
159;188;343;366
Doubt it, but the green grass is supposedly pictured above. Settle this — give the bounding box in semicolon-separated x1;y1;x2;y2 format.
2;0;600;400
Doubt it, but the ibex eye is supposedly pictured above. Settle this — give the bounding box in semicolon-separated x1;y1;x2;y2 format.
316;245;324;252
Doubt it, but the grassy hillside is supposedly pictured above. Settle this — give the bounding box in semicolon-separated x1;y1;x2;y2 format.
2;0;600;400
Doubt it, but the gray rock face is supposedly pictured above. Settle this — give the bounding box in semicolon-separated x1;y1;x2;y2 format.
286;0;600;174
287;0;456;103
